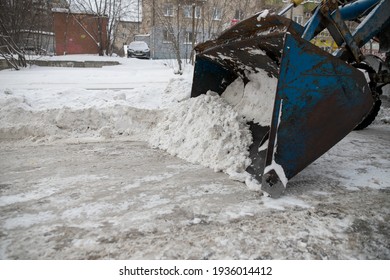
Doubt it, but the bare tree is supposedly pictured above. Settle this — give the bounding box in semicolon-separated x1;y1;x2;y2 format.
107;0;141;55
1;0;36;46
200;0;234;41
70;0;138;55
142;0;265;70
154;0;183;72
0;18;27;70
0;0;53;69
144;0;206;73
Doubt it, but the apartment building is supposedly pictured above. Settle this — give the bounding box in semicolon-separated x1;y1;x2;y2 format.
110;0;377;59
115;0;267;58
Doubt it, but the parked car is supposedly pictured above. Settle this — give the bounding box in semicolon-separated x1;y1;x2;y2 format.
127;41;150;59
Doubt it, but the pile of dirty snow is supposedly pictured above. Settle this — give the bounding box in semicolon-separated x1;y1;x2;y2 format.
149;92;253;177
0;93;162;142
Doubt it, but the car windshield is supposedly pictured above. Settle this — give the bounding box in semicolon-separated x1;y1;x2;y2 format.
129;41;148;50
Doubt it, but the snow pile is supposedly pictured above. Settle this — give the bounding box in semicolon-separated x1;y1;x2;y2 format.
0;91;160;141
222;71;277;126
161;76;192;107
149;92;253;176
0;66;257;186
0;62;192;142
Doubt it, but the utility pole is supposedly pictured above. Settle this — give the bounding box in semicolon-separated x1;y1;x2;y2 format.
191;3;196;65
138;0;140;33
202;1;205;42
152;0;155;58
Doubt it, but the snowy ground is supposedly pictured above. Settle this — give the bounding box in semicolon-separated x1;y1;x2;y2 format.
0;55;389;259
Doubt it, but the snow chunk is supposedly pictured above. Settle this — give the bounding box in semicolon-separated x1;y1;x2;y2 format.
222;70;277;126
257;10;270;21
248;49;267;56
262;196;311;210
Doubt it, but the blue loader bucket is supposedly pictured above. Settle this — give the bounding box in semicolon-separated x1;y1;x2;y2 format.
191;14;375;197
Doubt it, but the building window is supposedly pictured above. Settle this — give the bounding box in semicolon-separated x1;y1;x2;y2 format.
163;29;173;43
195;6;201;19
293;15;303;25
183;5;201;19
183;5;192;18
164;3;174;17
212;7;222;21
234;10;244;20
185;31;196;44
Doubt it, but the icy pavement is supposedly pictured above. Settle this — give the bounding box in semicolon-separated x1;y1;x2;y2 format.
0;129;389;259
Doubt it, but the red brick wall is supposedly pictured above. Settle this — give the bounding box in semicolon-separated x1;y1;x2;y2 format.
53;12;108;55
